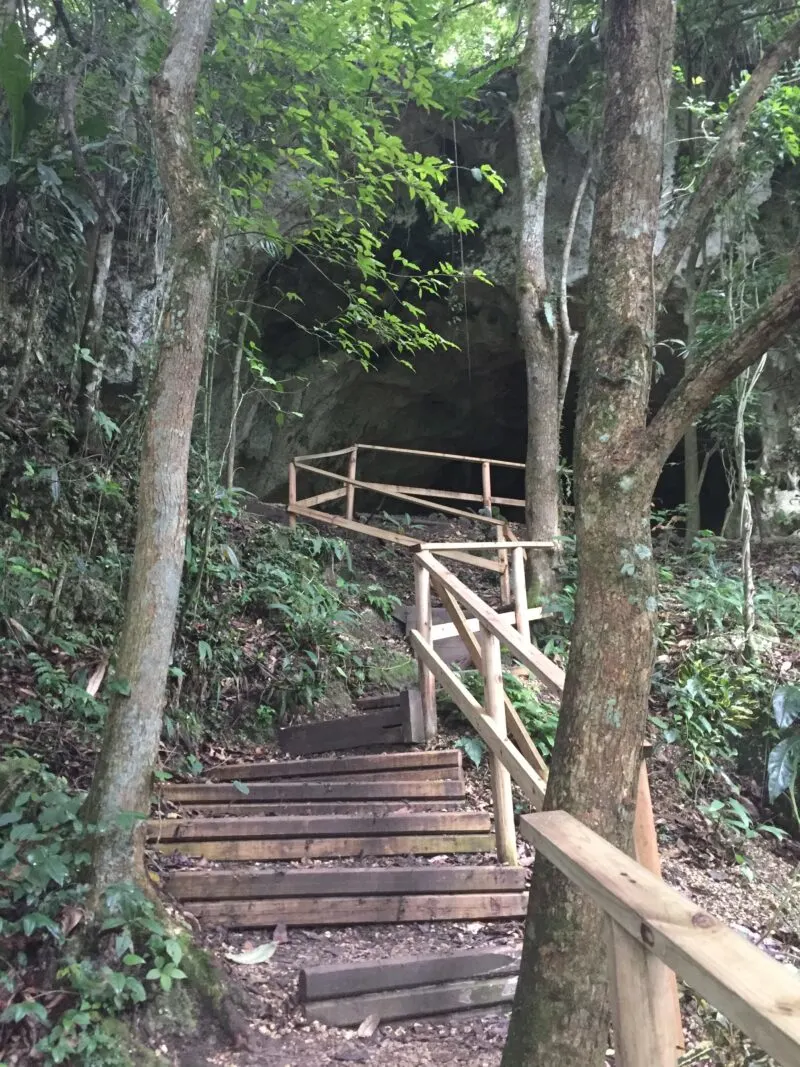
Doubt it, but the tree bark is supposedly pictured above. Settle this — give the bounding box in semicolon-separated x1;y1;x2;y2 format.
82;0;219;897
502;0;675;1063
513;0;560;601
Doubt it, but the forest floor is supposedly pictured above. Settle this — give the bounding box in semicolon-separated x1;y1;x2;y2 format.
159;513;800;1067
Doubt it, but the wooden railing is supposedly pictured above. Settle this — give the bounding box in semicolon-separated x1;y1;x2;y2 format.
288;443;545;601
524;811;800;1067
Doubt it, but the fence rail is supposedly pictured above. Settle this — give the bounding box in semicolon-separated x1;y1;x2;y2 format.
524;811;800;1067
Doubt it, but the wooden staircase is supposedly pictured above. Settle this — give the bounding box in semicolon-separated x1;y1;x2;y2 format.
151;748;528;928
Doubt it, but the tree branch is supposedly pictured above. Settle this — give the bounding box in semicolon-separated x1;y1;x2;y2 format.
655;18;800;299
642;262;800;473
558;160;590;425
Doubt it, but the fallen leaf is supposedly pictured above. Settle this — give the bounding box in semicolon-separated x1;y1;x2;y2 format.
272;922;288;943
225;942;278;966
60;906;84;936
357;1014;380;1039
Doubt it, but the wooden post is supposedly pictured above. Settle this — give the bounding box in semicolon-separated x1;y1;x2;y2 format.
510;546;530;644
288;461;297;529
345;446;358;520
497;525;511;605
606;917;679;1067
481;461;492;512
480;625;517;865
414;558;437;739
634;759;685;1056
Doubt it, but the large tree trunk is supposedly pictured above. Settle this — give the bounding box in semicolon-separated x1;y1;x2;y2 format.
82;0;219;897
502;0;675;1063
513;0;560;602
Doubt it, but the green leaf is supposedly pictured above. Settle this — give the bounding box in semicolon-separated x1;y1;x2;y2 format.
454;735;486;768
232;780;250;795
198;639;212;663
767;737;799;802
165;938;183;964
773;685;800;729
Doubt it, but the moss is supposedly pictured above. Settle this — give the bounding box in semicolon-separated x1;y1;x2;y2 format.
100;1017;170;1066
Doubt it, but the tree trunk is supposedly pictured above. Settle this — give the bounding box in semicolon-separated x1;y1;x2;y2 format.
502;0;675;1063
513;0;560;602
82;0;219;897
226;289;254;491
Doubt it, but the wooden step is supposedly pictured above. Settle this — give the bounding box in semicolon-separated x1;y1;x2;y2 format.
182;891;527;927
301;947;522;1023
166;800;466;817
154;832;495;862
168;865;527;902
278;693;423;756
160;778;464;805
207;748;461;783
149;812;492;842
300;945;522;1001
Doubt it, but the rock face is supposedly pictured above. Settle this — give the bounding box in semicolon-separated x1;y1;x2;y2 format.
760;350;800;535
220;95;594;502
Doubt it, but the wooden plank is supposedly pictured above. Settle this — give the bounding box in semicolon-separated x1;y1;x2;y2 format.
288;461;297;529
399;688;425;743
414;557;436;739
607;918;680;1067
295;446;359;462
208;749;461;782
278;706;413;756
294;460;505;528
345;446;357;520
355;444;525;470
184;891;528;927
296;487;348;508
287;506;503;572
305;974;519;1026
634;761;685;1055
416;551;566;696
301;946;521;1001
430;606;546;642
168;866;528;903
204;768;463;786
161;779;465;803
157;833;497;861
521;811;800;1067
420;542;555;551
148;811;492;842
163;801;465;817
481;626;517;866
428;578;550;788
352;484;524;509
410;629;547;808
510;547;530;645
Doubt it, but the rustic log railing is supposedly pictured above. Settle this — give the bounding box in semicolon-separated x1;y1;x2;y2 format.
524;811;800;1067
287;444;545;600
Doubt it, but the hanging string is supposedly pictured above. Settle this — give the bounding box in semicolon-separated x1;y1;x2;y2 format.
452;117;471;383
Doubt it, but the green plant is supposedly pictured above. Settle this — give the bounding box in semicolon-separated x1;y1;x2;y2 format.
454;735;487;768
0;756;185;1065
766;684;800;828
360;583;401;620
454;670;559;762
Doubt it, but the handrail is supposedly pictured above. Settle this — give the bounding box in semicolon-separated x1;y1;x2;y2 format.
523;811;800;1067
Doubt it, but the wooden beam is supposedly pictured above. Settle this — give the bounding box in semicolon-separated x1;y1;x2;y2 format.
497;524;511;604
607;918;680;1067
168;866;528;903
419;542;555;552
511;546;530;645
148;811;491;842
415;551;566;696
294;460;505;527
277;704;418;756
160;778;465;804
481;625;518;865
429;606;546;642
157;833;497;861
301;946;522;1001
287;506;503;571
355;444;525;470
345;446;357;520
521;811;800;1067
481;461;492;512
295;486;347;508
295;446;359;462
409;630;546;808
288;461;297;529
305;974;519;1026
183;891;528;928
207;748;462;782
414;556;436;739
429;577;550;786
